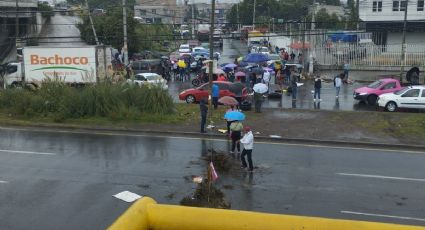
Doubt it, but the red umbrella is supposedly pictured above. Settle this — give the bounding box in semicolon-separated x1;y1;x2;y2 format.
289;41;311;49
218;96;239;106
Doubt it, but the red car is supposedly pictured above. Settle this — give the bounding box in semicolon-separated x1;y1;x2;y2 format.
179;81;248;103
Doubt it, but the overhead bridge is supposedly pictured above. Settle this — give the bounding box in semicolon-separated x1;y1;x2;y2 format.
108;197;425;230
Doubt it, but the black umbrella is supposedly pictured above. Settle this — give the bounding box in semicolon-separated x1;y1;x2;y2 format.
251;67;264;75
406;67;420;82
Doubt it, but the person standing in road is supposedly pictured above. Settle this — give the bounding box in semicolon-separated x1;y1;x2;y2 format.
200;99;208;133
314;75;322;102
230;120;243;153
240;126;254;172
334;74;342;98
290;68;298;100
343;61;350;83
290;51;296;61
212;83;219;109
254;92;264;113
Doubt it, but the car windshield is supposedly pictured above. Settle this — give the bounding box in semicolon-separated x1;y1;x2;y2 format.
135;75;146;81
259;47;269;52
180;45;189;49
145;75;161;80
394;87;409;95
367;80;383;89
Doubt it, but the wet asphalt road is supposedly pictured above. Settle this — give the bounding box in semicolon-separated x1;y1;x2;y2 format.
168;39;377;112
0;127;424;229
38;14;86;47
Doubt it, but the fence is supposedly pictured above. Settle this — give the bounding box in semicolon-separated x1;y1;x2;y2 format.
313;43;425;70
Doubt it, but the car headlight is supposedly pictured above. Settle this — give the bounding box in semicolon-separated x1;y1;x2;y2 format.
359;92;368;96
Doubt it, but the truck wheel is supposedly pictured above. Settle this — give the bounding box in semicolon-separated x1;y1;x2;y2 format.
192;79;200;87
385;101;397;112
185;95;196;103
367;95;377;105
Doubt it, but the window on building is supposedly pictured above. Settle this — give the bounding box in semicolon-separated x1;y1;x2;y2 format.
393;0;400;11
373;1;383;11
418;0;424;11
151;9;156;14
393;0;407;11
400;0;407;11
154;18;162;23
139;9;146;16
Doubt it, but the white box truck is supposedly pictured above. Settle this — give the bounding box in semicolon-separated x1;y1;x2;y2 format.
3;46;112;87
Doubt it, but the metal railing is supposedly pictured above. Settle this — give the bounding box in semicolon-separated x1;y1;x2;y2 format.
313;43;425;69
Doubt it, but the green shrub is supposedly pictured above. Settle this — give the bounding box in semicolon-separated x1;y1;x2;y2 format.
0;82;174;121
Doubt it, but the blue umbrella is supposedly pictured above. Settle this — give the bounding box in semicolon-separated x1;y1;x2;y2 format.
224;111;246;121
243;53;270;63
220;63;229;68
224;63;237;69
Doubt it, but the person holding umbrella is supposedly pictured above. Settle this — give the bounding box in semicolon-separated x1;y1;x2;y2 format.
253;83;268;113
224;111;246;154
212;83;219;109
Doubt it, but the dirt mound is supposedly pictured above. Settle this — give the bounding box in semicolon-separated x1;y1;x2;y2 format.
202;149;241;173
180;180;231;209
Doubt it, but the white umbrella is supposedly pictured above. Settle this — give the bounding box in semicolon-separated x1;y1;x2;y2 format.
253;83;268;94
206;68;225;74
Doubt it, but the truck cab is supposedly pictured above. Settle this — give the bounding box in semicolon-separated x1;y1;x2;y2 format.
3;62;23;87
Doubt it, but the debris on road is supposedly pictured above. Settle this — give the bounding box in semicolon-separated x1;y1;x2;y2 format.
113;191;142;203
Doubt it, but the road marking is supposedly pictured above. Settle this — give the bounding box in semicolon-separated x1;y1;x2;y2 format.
337;173;425;182
341;211;425;222
0;149;56;156
0;180;8;184
1;126;425;154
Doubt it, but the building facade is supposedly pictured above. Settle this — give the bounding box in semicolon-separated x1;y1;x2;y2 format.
134;0;184;24
359;0;425;47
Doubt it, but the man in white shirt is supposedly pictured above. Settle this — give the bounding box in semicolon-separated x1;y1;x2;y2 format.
240;126;254;172
334;73;343;98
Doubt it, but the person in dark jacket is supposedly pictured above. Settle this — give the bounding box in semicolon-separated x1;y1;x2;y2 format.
314;75;322;101
200;99;208;133
290;69;298;100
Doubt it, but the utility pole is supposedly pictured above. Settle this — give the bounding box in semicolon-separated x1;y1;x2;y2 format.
208;0;215;116
400;0;408;81
236;3;240;32
356;0;360;30
15;0;19;43
191;3;195;39
301;17;306;67
85;0;99;45
122;0;128;66
252;0;256;30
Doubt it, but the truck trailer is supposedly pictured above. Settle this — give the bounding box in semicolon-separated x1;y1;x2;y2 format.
3;46;112;88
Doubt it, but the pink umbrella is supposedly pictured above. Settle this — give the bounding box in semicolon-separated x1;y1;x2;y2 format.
235;71;246;77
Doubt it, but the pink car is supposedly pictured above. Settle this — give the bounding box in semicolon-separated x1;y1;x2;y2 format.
353;78;402;105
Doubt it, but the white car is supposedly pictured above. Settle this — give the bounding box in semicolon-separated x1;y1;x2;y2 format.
192;46;208;53
258;47;270;55
128;73;168;90
377;85;425;112
266;54;281;65
179;44;191;54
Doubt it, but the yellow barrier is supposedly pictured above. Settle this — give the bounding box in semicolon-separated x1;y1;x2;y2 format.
108;197;425;230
